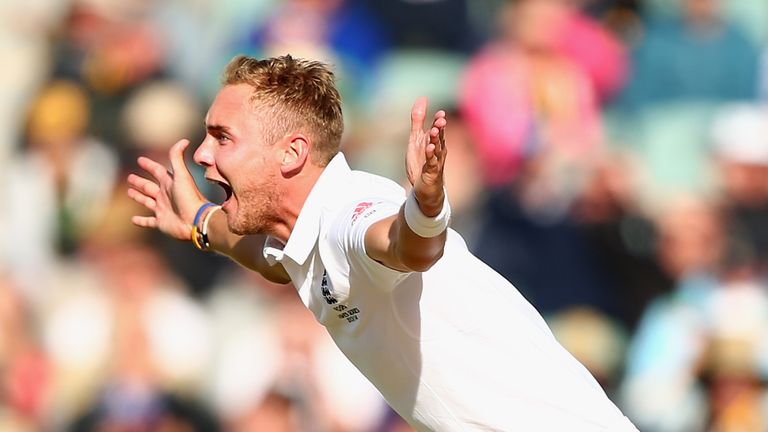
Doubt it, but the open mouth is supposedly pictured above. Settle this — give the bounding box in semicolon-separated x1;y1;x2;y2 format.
207;178;233;204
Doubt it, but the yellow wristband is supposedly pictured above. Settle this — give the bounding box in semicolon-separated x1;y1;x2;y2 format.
191;225;204;250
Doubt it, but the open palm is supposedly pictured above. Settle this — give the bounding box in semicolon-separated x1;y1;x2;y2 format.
127;139;208;241
405;97;448;217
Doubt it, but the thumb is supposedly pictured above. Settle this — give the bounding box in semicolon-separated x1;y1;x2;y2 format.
169;139;194;181
410;96;428;136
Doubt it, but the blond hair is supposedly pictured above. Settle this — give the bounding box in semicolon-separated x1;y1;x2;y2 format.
222;55;344;166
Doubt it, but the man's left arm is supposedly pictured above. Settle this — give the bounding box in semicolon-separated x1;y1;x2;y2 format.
364;97;449;273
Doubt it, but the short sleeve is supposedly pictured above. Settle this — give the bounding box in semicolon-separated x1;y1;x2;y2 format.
329;198;411;289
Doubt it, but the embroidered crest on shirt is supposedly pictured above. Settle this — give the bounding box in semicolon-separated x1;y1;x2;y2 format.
320;270;337;305
320;270;361;323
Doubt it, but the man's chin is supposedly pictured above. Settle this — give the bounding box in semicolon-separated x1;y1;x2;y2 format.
228;221;252;236
228;217;263;236
229;225;248;236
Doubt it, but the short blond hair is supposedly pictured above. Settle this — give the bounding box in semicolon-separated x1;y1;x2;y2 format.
222;55;344;166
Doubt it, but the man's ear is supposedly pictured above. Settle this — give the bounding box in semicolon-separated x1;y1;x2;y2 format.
280;133;310;177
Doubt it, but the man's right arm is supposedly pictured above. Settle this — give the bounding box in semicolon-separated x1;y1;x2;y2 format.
204;209;290;283
127;139;290;284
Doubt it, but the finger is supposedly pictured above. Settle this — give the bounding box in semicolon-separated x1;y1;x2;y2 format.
429;115;447;143
427;125;447;169
127;173;160;197
432;116;447;129
424;143;437;164
127;187;157;210
410;96;428;135
439;127;445;150
432;109;446;151
137;156;171;183
131;215;158;228
429;126;444;156
169;139;194;181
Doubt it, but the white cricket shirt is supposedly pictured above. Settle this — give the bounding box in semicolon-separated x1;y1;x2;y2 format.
263;153;637;431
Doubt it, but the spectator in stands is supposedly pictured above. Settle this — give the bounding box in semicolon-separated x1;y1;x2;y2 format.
711;104;768;275
461;0;603;186
618;197;768;431
618;0;760;111
238;0;388;107
0;80;118;302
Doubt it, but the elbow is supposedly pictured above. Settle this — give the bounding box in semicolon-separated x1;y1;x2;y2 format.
402;248;445;272
392;219;448;272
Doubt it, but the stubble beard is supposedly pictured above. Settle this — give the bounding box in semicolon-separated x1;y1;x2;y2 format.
228;176;281;236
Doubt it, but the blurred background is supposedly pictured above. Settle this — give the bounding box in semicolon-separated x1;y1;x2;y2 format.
2;0;768;430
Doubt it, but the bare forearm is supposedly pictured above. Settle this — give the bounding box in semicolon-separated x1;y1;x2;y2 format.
206;211;290;283
393;206;447;271
366;206;447;273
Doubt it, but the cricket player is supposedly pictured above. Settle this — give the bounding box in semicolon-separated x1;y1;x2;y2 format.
127;55;637;431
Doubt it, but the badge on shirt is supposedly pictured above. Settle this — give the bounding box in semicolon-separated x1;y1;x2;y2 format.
320;270;337;305
319;270;361;323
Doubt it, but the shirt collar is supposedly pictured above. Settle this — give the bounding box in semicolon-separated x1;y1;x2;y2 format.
278;152;352;265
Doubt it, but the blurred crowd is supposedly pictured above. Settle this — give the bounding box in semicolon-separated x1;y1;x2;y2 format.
2;0;768;430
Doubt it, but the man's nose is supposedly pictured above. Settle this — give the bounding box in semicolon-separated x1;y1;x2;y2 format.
193;137;214;167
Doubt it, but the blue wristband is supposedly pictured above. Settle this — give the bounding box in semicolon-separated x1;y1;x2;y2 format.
193;202;216;227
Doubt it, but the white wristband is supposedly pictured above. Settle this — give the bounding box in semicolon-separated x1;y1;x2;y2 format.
404;188;451;238
199;205;222;250
202;205;222;236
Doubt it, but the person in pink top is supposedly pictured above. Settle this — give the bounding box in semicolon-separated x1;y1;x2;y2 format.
559;4;628;103
460;0;606;187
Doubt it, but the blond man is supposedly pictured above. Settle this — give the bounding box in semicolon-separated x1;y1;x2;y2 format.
128;55;637;431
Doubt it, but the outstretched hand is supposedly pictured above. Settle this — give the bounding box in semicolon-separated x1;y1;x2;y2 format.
127;139;208;241
406;97;448;217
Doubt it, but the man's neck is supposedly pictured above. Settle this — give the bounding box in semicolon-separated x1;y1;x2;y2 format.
269;164;326;244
